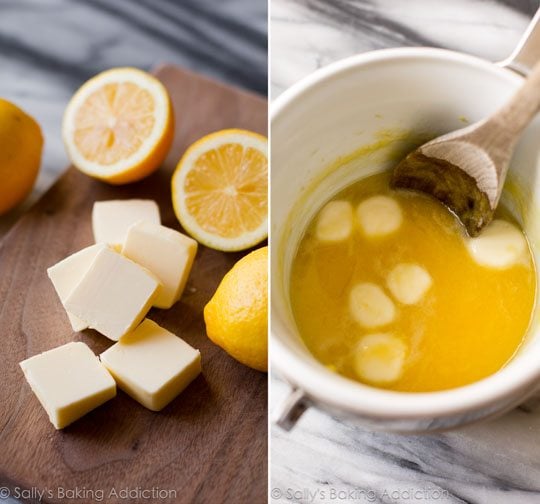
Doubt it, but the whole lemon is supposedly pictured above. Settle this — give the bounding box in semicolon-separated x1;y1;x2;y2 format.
204;246;268;372
0;98;43;215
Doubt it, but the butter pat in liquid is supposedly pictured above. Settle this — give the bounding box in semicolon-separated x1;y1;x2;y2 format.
386;263;432;305
47;244;105;331
20;342;116;429
467;219;528;269
65;247;159;341
92;199;160;248
356;195;402;237
349;282;396;328
316;200;353;242
122;221;198;309
100;319;201;411
354;333;406;384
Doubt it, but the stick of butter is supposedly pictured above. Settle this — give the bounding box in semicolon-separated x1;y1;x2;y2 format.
122;221;198;309
65;247;160;341
100;319;201;411
19;342;116;429
47;244;106;331
92;200;160;249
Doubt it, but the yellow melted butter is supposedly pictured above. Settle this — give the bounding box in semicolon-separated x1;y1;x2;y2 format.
290;171;537;392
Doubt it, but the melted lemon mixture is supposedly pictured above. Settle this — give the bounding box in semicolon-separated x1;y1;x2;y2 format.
290;172;536;392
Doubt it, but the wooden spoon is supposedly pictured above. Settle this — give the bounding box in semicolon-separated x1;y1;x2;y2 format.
392;62;540;236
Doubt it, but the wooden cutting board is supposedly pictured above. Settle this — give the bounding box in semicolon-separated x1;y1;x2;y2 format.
0;64;267;504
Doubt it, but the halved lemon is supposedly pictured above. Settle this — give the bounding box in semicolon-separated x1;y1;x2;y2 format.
172;129;268;252
62;67;174;184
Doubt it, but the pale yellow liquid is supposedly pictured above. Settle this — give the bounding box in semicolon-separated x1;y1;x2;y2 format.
290;172;536;392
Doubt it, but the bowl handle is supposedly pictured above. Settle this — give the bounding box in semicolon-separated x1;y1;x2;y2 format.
273;386;309;431
500;8;540;76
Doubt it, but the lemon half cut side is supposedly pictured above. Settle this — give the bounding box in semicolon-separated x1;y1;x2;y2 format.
62;67;174;184
172;129;268;252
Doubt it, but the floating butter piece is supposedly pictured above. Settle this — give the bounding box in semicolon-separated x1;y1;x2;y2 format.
47;244;106;331
467;219;527;269
122;221;198;309
65;247;159;341
354;333;406;384
92;199;160;247
316;200;354;242
387;263;432;305
100;319;201;411
19;342;116;429
356;195;402;237
349;282;396;328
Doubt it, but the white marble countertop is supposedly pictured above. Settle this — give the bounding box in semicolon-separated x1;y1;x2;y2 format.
0;0;267;238
270;1;540;503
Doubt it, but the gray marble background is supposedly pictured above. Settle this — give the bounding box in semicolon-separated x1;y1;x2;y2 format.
0;0;267;236
271;1;540;504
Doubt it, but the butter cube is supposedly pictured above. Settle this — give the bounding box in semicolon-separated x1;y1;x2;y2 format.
122;221;198;309
20;342;116;429
100;319;201;411
47;244;106;331
92;200;160;248
65;247;159;341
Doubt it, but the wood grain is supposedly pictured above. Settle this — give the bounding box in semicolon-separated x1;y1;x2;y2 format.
0;64;267;504
393;61;540;237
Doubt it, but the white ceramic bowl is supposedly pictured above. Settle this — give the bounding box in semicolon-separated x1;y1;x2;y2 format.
271;46;540;432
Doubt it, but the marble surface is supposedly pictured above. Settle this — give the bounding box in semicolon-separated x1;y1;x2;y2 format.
270;1;540;503
0;0;267;237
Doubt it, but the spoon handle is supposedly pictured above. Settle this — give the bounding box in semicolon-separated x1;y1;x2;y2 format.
490;60;540;138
